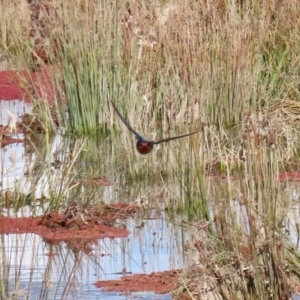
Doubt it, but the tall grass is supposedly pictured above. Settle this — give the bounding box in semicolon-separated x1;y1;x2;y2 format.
2;0;300;298
1;0;300;133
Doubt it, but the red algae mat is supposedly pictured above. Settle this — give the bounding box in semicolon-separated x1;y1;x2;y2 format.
94;269;181;295
278;172;300;182
209;172;300;183
0;136;24;147
0;203;139;245
0;68;58;105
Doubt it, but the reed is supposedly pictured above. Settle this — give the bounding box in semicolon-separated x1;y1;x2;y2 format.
2;0;300;298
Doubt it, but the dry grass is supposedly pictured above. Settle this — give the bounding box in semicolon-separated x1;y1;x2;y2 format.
1;0;300;299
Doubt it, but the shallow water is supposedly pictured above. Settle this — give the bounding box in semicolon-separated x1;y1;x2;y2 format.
2;100;300;299
2;215;182;299
0;100;184;299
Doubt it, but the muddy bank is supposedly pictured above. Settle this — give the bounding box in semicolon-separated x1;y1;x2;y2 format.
0;203;139;246
94;269;181;295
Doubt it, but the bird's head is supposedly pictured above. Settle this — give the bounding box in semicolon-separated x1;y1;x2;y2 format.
136;140;154;154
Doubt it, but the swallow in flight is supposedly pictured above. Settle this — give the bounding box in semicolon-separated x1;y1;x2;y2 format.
111;101;199;155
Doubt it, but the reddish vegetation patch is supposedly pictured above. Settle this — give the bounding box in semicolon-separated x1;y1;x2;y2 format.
278;172;300;182
209;172;300;183
45;252;58;257
94;269;181;294
0;214;128;242
0;136;24;146
0;203;139;251
0;67;59;105
76;177;117;187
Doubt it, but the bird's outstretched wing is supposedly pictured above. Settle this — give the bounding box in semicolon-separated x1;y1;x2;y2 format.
112;101;199;144
111;101;144;140
153;131;199;144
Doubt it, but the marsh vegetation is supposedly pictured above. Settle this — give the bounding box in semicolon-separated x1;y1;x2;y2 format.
1;0;300;299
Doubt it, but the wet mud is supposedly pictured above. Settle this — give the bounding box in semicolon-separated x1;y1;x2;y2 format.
0;203;139;248
94;269;181;295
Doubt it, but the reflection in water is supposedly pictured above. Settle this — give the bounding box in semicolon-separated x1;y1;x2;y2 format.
3;100;300;299
0;100;32;127
0;101;186;299
0;215;183;299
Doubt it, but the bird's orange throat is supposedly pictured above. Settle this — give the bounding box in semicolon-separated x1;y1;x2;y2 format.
136;142;154;154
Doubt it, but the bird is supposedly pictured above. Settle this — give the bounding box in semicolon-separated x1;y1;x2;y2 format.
111;101;199;155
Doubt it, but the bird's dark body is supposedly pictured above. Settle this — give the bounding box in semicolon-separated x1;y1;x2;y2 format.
111;101;198;154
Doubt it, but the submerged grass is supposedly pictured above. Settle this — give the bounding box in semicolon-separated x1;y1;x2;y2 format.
1;0;300;299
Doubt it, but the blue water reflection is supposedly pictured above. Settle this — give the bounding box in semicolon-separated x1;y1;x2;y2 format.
1;215;182;299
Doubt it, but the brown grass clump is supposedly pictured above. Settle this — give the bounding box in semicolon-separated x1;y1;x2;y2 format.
174;216;300;299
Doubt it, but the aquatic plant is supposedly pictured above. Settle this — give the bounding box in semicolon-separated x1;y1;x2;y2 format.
1;0;300;299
